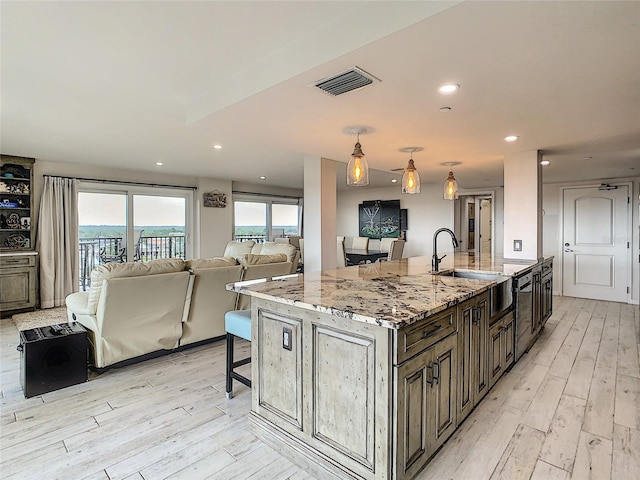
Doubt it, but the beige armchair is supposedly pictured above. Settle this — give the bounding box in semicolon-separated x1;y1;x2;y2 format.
65;259;192;368
180;258;244;346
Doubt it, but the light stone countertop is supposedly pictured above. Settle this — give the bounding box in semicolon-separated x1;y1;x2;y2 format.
228;255;534;329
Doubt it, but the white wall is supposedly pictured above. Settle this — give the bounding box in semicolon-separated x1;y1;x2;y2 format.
337;184;454;259
543;176;640;304
503;150;542;260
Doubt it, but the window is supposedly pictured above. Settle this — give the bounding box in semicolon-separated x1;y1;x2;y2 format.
234;196;300;242
77;182;193;288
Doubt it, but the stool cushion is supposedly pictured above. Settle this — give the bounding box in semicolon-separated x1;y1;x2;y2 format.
225;310;252;341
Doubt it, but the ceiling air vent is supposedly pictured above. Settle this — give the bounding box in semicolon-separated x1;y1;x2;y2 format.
313;67;380;96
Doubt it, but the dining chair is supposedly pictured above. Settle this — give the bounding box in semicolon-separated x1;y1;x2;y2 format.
351;236;369;250
388;240;405;261
298;238;304;261
337;237;348;268
343;236;354;249
380;237;395;253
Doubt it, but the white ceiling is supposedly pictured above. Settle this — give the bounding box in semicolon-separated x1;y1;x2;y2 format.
2;1;639;191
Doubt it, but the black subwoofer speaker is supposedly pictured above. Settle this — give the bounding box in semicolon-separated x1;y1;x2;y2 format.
19;323;88;398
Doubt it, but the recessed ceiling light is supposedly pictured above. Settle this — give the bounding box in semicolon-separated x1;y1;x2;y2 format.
438;83;460;94
504;135;519;143
440;161;461;167
583;156;592;160
540;160;550;166
213;144;222;150
391;179;397;183
439;106;452;112
259;176;266;180
155;162;163;166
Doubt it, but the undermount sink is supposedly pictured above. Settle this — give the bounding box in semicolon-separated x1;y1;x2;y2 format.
438;269;514;317
437;269;504;281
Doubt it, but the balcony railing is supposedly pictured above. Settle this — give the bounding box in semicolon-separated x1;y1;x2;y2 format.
79;235;186;291
234;234;266;243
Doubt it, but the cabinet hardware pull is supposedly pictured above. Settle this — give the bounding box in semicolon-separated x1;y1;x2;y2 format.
426;364;434;387
432;362;440;385
422;324;442;338
472;307;481;325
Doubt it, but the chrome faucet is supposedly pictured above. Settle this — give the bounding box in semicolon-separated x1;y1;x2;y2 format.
432;228;459;272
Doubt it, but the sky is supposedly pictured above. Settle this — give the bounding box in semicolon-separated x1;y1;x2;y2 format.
234;201;298;226
78;193;185;226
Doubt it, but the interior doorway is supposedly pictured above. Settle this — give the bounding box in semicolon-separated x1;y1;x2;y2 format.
457;193;494;257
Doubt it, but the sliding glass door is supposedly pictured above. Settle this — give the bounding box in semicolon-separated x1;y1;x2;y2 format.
77;183;192;289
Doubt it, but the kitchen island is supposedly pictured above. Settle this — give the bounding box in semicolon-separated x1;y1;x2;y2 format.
228;255;548;480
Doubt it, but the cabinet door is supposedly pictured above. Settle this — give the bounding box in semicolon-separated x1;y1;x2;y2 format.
542;275;553;324
488;320;503;390
473;294;489;405
0;265;36;310
533;271;542;332
395;348;433;480
431;333;458;453
457;298;474;421
502;313;515;369
395;333;458;480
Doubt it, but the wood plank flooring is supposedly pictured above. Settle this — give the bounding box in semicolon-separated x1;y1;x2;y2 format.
1;296;638;480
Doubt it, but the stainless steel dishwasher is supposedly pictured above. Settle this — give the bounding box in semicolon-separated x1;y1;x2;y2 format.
513;270;533;362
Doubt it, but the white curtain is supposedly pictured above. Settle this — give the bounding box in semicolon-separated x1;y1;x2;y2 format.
36;176;79;308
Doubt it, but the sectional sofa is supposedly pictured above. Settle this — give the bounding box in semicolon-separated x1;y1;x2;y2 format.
65;252;294;368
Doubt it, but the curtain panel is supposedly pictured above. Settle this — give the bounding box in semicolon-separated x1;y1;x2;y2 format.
36;176;79;308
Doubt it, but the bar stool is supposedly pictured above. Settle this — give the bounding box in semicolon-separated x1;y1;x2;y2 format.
224;309;252;399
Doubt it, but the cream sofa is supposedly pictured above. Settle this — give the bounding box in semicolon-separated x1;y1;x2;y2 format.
224;240;299;274
66;255;294;368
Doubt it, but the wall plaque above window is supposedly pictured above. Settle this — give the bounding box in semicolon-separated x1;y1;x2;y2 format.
203;190;227;208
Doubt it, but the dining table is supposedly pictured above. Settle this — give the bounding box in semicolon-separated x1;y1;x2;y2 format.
344;247;388;265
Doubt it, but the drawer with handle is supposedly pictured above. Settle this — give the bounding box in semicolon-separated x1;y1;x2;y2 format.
1;255;36;267
395;306;457;364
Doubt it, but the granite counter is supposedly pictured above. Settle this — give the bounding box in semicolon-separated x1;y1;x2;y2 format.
228;255;502;329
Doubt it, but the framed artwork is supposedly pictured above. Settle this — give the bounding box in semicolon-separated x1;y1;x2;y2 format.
358;200;401;238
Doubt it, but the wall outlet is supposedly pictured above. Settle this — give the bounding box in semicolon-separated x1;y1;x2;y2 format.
283;327;292;351
514;239;522;251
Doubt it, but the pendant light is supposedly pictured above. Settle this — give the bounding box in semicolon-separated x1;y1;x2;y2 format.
346;128;369;186
400;147;422;194
443;171;459;200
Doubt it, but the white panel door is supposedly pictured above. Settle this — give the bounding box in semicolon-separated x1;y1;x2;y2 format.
562;185;629;302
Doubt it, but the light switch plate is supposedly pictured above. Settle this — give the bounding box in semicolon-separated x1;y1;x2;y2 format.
283;327;292;351
514;240;522;252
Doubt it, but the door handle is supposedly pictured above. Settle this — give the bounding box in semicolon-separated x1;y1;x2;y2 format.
564;248;574;252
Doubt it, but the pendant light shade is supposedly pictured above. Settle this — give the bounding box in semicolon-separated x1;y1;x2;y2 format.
443;171;459;200
401;148;421;194
346;130;369;186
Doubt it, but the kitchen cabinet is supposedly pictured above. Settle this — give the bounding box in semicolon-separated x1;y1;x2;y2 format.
0;252;37;314
488;311;515;389
541;259;553;325
395;331;457;480
456;291;489;423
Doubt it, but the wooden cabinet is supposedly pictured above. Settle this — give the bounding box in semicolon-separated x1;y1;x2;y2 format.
0;253;37;314
456;291;489;423
395;332;457;480
541;260;553;325
1;156;35;251
488;312;515;389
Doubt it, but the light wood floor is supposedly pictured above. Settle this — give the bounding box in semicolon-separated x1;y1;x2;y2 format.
1;296;638;480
